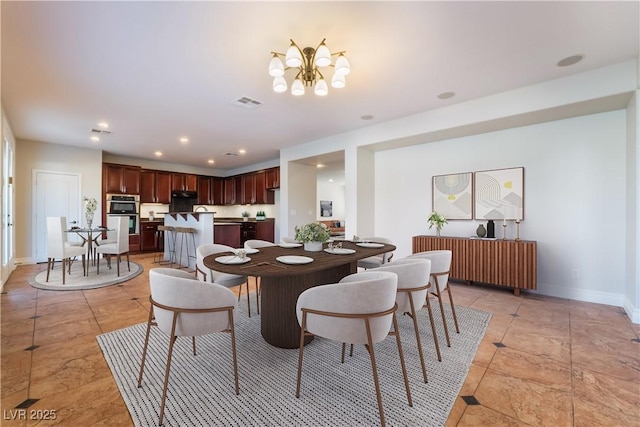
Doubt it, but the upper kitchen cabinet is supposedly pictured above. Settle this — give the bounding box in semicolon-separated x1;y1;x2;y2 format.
265;167;280;190
171;173;198;192
239;171;274;204
223;176;237;205
140;170;172;203
103;163;140;194
197;176;224;205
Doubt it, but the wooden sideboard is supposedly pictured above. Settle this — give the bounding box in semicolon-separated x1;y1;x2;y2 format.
412;236;537;295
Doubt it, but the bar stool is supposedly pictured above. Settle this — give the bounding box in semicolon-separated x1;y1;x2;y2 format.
174;226;197;269
154;225;176;267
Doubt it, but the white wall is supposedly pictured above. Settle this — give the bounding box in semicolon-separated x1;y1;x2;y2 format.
1;108;17;289
626;90;640;322
317;182;345;222
287;162;317;238
375;111;627;305
15;140;103;262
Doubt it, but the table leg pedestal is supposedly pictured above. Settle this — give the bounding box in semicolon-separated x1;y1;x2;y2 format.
260;262;356;349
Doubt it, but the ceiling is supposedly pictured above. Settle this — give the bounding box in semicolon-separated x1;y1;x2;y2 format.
2;1;638;171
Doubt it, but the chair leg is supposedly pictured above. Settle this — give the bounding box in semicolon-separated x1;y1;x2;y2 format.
425;296;443;362
296;312;308;398
391;313;413;407
137;308;155;387
446;286;460;333
436;291;452;347
255;277;260;315
126;252;131;272
158;335;178;426
96;254;100;275
62;258;66;285
246;282;251;318
407;294;428;383
116;254;121;277
46;258;52;282
228;309;239;395
364;319;387;427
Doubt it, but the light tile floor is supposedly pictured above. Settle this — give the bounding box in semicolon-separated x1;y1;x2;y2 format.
1;254;639;426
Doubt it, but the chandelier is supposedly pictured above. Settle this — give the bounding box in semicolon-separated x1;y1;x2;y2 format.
268;39;351;96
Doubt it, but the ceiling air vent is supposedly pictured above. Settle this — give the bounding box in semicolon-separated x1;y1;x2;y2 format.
224;152;239;156
91;128;112;135
233;96;263;110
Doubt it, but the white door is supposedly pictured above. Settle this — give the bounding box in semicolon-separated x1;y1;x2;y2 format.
2;138;14;268
33;170;81;263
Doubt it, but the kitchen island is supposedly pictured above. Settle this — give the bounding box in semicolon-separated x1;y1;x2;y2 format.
163;212;215;269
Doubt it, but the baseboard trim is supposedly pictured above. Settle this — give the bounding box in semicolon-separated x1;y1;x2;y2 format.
536;283;624;308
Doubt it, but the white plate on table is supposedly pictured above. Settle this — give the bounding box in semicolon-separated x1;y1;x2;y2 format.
356;242;385;248
279;242;302;248
324;248;356;255
240;248;260;254
276;255;314;265
215;255;251;265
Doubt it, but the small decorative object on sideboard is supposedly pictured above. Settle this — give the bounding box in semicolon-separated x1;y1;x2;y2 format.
515;218;522;242
486;220;495;238
502;217;507;240
428;211;448;237
476;224;487;238
295;222;331;251
256;210;266;221
241;211;250;221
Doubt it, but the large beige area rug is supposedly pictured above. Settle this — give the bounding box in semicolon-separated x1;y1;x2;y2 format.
98;299;491;427
29;258;143;291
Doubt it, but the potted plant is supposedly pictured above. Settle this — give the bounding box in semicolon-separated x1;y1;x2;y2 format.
428;211;448;237
295;222;331;251
241;211;250;221
83;196;97;228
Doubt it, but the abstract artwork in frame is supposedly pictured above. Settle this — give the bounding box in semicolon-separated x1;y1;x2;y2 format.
474;167;524;220
432;172;473;220
320;200;333;217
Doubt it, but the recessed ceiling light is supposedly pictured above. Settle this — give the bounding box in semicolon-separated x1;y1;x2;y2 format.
90;136;100;142
557;54;584;67
98;122;109;128
360;115;374;120
329;178;333;183
154;151;162;157
180;137;189;143
238;149;246;154
438;92;455;99
317;163;325;168
208;159;215;164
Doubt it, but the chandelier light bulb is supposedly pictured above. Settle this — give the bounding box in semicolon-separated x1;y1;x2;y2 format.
273;76;287;93
314;78;329;96
334;54;351;75
291;79;305;96
268;55;284;77
331;73;346;89
285;44;302;67
314;43;331;67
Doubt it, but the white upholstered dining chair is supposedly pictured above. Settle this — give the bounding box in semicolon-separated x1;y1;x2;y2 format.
243;239;276;314
46;216;86;285
370;258;432;381
137;268;239;426
95;216;130;276
408;250;459;356
195;244;251;315
356;237;395;270
295;270;412;427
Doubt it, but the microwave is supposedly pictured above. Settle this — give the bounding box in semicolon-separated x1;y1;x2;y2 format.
107;194;139;214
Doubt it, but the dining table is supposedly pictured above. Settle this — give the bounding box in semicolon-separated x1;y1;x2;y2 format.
65;226;112;268
203;240;396;349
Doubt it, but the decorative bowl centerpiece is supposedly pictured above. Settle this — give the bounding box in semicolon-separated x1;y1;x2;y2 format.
294;222;331;252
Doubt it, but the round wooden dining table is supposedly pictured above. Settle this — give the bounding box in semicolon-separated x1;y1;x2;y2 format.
203;240;395;349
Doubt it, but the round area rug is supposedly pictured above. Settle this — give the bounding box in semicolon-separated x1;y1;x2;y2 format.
29;258;143;291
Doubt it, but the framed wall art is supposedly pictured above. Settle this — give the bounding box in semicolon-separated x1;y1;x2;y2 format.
432;172;473;219
474;167;524;220
320;200;333;217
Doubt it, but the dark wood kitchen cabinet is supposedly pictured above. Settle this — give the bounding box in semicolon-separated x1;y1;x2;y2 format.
239;171;274;205
224;177;237;205
198;176;224;205
103;163;140;194
171;173;198;192
140;221;162;251
214;224;242;248
265;167;280;189
140;170;172;203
